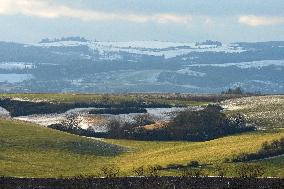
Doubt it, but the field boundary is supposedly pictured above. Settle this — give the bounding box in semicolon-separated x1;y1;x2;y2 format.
1;176;284;189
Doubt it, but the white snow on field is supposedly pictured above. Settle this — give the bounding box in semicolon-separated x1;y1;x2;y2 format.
176;68;206;77
186;60;284;69
0;107;10;118
94;41;196;49
0;62;35;70
146;107;186;120
14;108;96;126
146;107;202;120
34;40;246;59
15;114;65;126
89;42;246;59
12;107;199;132
9;97;51;103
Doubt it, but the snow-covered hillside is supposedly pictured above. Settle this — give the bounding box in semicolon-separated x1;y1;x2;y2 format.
34;39;246;59
1;39;284;93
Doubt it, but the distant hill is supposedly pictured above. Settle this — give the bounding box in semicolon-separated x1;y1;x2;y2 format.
0;39;283;93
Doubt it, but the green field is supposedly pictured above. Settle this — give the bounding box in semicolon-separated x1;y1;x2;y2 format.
1;118;283;178
0;119;125;178
0;93;209;106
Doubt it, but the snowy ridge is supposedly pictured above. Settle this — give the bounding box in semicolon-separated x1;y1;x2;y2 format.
186;60;284;69
0;62;35;70
34;40;246;59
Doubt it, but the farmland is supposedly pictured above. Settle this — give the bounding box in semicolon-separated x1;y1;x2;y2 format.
1;119;283;178
0;94;283;179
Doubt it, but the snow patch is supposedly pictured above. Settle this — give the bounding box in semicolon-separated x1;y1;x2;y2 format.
187;60;284;69
34;40;247;59
0;62;35;70
176;68;206;77
0;107;10;118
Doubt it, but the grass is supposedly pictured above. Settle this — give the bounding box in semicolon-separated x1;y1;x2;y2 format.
107;130;284;173
0;119;125;178
222;95;284;129
0;93;209;106
1;118;283;178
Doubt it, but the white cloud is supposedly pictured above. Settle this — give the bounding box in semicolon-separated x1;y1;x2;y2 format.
0;0;192;25
238;15;284;26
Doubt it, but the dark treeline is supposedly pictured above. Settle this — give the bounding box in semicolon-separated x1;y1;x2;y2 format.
0;98;75;117
232;138;284;162
0;98;169;117
0;93;255;117
221;87;261;95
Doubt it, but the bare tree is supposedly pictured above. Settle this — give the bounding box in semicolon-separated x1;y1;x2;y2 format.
61;114;81;129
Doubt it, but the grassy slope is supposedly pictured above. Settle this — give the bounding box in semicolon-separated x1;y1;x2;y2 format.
0;119;125;178
222;95;284;129
1;119;283;178
107;130;284;177
0;93;209;106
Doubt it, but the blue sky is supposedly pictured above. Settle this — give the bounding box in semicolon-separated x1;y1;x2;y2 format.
0;0;283;43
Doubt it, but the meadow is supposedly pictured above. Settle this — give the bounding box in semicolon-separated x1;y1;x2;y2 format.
0;93;234;106
1;94;283;178
1;118;283;178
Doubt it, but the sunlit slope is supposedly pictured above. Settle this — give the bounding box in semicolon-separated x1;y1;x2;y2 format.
107;130;284;170
1;118;283;178
0;119;125;178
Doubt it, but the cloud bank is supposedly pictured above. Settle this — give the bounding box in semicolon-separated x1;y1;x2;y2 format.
239;15;284;26
0;0;192;25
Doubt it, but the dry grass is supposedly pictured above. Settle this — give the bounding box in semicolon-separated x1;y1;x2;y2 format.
143;121;169;130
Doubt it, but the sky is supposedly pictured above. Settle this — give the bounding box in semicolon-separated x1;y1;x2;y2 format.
0;0;284;43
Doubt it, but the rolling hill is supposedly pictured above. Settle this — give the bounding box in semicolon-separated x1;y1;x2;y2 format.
0;39;284;93
1;118;283;178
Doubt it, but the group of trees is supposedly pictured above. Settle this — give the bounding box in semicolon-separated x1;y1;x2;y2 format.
48;104;254;142
222;87;244;95
103;104;254;141
163;104;253;141
222;87;262;95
